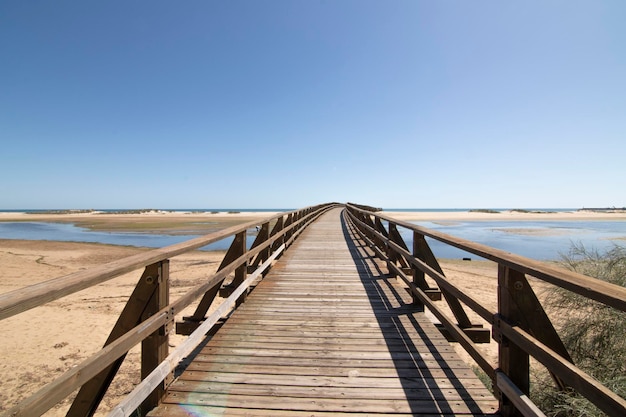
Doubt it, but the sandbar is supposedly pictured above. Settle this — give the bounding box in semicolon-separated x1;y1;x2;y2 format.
382;210;626;222
0;210;283;234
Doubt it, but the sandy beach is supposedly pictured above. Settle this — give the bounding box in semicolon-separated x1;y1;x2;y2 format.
0;208;621;415
0;240;228;416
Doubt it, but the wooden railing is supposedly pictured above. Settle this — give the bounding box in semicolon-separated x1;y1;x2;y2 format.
0;203;339;417
344;203;626;417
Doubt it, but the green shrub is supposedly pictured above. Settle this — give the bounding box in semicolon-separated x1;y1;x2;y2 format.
531;244;626;416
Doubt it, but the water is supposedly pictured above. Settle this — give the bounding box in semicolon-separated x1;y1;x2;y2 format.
0;222;240;251
397;220;626;260
1;219;625;260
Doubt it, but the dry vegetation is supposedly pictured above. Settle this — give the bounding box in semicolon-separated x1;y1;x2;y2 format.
532;244;626;416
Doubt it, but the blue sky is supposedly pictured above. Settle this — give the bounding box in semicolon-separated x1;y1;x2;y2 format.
1;1;624;209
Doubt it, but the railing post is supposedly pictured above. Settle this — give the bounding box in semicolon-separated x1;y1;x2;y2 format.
497;265;530;417
229;231;248;306
270;216;285;253
284;214;294;244
249;222;270;271
388;223;410;279
358;213;380;249
372;219;395;278
411;231;432;306
140;260;170;415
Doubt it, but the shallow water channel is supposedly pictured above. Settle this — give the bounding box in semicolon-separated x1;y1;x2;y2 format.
0;220;625;261
401;220;626;260
0;221;238;251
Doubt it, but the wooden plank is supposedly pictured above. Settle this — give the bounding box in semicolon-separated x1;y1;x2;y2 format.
195;347;461;362
218;315;443;332
184;362;480;379
150;405;495;417
174;372;490;391
206;334;454;348
168;380;493;401
160;392;496;414
189;354;475;371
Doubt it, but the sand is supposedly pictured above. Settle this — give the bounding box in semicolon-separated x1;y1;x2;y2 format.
0;209;617;415
0;240;226;416
382;209;626;222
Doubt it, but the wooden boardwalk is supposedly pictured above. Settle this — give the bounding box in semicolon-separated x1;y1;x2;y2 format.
149;208;498;416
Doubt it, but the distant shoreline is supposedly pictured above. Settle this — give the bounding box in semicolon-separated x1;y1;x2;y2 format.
1;208;625;230
1;206;624;215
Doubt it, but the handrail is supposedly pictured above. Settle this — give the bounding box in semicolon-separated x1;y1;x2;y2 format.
344;203;626;417
0;204;333;320
1;202;340;417
356;208;626;311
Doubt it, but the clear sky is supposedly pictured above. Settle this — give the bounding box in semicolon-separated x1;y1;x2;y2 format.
1;1;624;209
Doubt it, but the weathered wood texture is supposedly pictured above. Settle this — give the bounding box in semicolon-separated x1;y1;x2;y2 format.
149;208;498;416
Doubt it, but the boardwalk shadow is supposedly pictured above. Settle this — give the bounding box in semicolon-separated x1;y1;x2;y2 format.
340;212;493;416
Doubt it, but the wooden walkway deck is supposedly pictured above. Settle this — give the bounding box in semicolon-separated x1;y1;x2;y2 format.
149;208;498;416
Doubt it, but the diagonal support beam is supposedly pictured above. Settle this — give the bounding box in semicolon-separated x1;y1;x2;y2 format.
181;231;247;328
66;262;165;417
413;233;473;328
